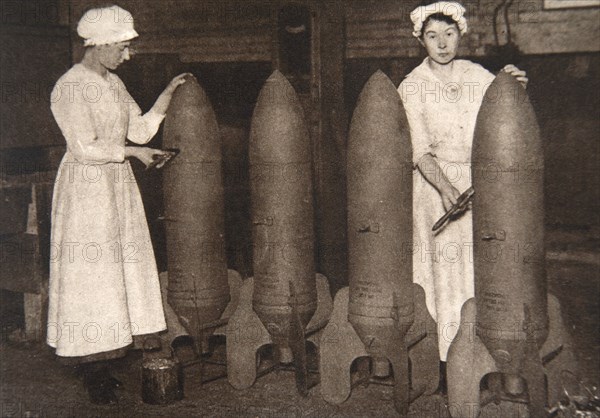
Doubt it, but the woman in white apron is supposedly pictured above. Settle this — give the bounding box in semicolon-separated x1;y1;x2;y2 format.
48;5;190;404
398;1;528;393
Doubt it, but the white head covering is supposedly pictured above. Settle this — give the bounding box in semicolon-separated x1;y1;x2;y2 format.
410;2;467;38
77;5;139;46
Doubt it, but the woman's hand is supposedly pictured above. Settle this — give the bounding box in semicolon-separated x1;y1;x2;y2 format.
502;64;528;89
417;154;465;212
439;184;461;212
126;146;169;168
151;73;195;115
165;73;194;94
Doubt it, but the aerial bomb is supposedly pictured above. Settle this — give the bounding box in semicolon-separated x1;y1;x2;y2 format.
447;71;578;417
226;70;332;395
162;76;241;355
319;71;439;416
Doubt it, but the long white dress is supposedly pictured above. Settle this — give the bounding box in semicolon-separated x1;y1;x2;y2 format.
398;58;495;360
47;63;167;357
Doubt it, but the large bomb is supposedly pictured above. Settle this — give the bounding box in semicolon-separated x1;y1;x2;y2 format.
447;72;578;417
250;70;317;349
320;71;439;415
347;70;414;355
226;71;332;395
473;71;547;360
162;76;231;352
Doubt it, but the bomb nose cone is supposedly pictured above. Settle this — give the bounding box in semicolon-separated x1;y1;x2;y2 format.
250;70;309;162
473;71;543;168
349;70;411;165
256;69;298;109
169;75;206;109
165;76;219;161
267;69;286;82
179;74;201;91
356;70;400;108
482;70;532;116
475;71;541;164
486;70;525;99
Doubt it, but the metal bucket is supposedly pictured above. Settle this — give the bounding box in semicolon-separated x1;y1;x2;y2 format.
141;358;183;405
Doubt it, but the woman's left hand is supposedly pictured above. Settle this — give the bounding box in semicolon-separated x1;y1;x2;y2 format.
502;64;528;89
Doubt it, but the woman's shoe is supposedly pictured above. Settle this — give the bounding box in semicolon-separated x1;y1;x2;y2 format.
81;361;120;404
83;367;118;405
104;375;123;389
143;335;163;352
86;381;118;405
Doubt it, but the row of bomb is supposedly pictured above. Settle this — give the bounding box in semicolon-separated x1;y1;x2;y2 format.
161;70;576;417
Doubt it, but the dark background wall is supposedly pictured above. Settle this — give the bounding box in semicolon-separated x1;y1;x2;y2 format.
1;0;599;282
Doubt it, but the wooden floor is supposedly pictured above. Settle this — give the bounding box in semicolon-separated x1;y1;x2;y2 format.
0;236;598;417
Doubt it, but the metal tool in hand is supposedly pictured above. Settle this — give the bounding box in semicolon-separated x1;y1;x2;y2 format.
146;148;180;170
432;186;474;232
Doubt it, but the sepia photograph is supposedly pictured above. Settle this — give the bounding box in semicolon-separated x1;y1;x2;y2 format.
0;0;598;416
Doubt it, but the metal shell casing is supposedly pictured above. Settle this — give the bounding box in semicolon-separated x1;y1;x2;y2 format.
162;76;230;344
447;72;578;418
347;71;414;347
249;70;317;346
473;71;548;365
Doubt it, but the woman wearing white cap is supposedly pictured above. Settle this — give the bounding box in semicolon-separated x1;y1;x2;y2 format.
398;1;528;393
48;4;191;404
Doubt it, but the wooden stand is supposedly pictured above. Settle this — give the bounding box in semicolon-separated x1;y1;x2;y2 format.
0;182;53;342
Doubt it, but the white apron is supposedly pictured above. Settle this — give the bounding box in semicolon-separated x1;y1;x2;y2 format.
399;58;496;360
47;64;166;357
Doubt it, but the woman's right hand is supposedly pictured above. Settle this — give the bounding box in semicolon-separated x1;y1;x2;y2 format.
439;184;461;212
126;146;169;168
417;154;464;212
